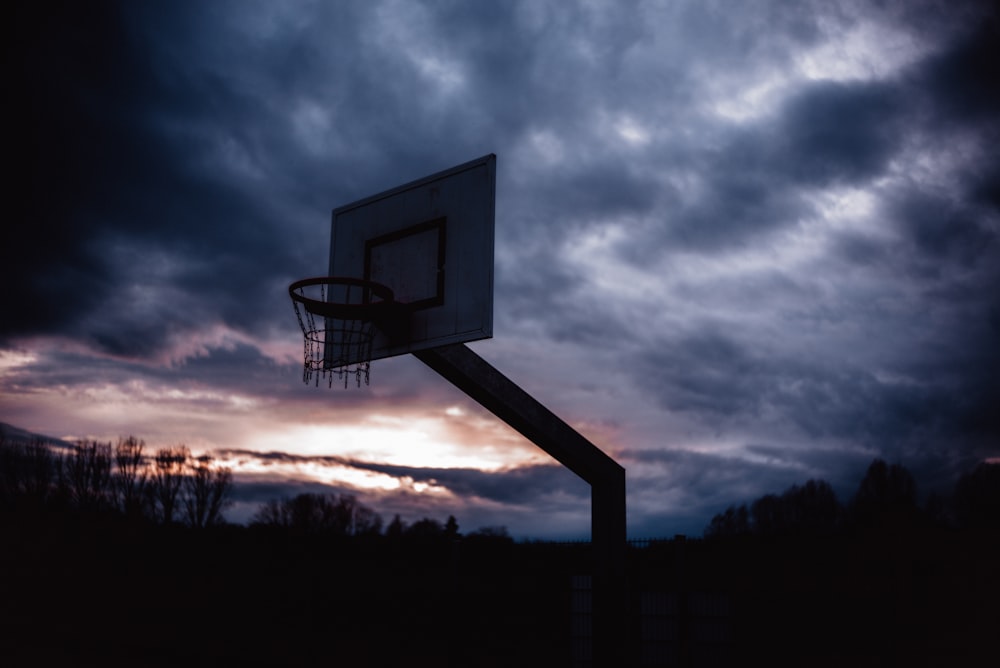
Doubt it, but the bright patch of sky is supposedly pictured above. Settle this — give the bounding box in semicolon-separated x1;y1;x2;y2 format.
290;98;335;156
614;115;652;147
712;15;929;123
372;0;467;96
0;350;36;372
797;18;929;82
241;419;539;471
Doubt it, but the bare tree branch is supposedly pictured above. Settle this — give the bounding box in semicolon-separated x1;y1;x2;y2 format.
65;440;113;511
182;455;233;528
149;446;189;524
114;435;148;519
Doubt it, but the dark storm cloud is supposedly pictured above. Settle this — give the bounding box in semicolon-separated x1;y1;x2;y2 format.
610;77;907;262
890;190;995;266
635;331;763;418
8;0;648;353
914;15;1000;124
8;2;137;336
878;17;1000;270
563;8;996;268
640;321;998;444
768;81;904;187
5;0;999;539
6;2;305;353
615;8;1000;488
6;0;521;350
625;447;792;503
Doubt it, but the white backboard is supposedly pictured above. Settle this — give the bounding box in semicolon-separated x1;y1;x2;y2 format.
329;154;496;363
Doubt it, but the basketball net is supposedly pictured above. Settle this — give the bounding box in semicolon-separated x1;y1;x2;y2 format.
290;280;378;388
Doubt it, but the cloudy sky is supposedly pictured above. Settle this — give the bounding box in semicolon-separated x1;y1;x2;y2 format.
4;0;998;539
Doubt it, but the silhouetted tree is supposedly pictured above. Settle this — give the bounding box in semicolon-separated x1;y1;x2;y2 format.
252;498;288;527
750;493;784;536
149;446;189;524
778;479;841;535
114;435;148;519
0;436;63;510
251;492;382;537
706;480;840;537
303;493;336;532
704;504;751;538
0;435;15;508
329;494;361;536
288;492;345;534
182;455;233;528
924;491;949;527
464;526;514;556
850;459;917;527
406;517;444;539
445;515;460;539
0;435;15;506
386;513;406;540
353;501;383;536
954;462;1000;529
466;525;511;541
65;440;113;511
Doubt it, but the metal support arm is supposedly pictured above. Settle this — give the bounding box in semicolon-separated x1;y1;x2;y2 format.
414;343;626;662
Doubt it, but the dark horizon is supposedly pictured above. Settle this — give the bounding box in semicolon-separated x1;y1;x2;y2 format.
3;422;995;545
3;429;998;665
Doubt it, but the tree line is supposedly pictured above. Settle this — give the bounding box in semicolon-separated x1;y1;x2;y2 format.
5;433;996;542
0;433;511;543
704;458;1000;539
249;490;511;545
0;434;232;528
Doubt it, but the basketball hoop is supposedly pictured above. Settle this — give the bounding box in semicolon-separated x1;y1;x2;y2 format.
289;277;395;388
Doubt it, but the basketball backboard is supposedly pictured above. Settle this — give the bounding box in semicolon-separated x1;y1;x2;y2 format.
329;154;496;364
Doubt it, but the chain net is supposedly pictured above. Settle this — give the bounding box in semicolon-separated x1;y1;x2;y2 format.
291;280;378;388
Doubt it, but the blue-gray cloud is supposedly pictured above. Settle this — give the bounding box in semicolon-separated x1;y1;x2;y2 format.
4;0;999;539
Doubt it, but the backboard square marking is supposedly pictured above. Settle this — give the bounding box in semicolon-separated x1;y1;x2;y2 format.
364;217;446;309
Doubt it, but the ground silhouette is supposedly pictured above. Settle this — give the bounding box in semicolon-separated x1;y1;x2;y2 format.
2;436;998;665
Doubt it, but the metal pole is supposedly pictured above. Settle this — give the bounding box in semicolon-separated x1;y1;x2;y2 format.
414;343;626;663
